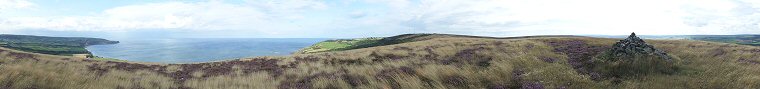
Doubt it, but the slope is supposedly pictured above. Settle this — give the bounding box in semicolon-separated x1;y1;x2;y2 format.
297;33;576;54
0;34;758;89
0;34;119;56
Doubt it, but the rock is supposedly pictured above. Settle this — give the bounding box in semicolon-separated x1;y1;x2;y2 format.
595;32;676;78
608;32;672;61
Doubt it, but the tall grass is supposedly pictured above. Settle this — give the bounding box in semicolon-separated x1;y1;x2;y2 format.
0;36;757;89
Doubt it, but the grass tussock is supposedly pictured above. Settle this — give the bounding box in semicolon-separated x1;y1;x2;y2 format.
0;35;758;89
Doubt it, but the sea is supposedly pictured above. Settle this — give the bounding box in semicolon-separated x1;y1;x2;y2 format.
86;38;329;63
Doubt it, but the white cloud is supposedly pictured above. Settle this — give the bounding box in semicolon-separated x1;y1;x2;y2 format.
0;0;326;33
0;0;34;10
681;0;760;34
364;0;412;9
357;0;760;36
246;0;327;12
1;0;759;38
99;1;267;30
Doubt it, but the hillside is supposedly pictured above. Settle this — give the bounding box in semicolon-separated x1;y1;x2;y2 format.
587;35;760;46
0;34;119;56
687;35;760;46
297;33;572;54
0;34;758;89
0;34;118;46
296;33;481;54
296;37;384;54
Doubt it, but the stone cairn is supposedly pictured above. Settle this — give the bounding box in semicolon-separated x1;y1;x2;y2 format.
607;32;672;61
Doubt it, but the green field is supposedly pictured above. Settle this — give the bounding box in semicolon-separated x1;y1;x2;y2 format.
0;34;118;56
0;43;90;56
297;37;383;54
688;35;760;46
0;34;119;47
297;33;501;54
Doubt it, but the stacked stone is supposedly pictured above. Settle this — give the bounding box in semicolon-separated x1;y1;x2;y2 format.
609;32;672;61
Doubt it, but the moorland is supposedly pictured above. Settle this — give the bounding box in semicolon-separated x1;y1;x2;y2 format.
0;33;758;89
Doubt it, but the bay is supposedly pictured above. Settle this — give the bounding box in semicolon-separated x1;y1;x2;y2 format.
86;38;328;63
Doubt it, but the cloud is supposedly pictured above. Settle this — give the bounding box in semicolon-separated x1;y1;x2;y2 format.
0;0;326;33
680;0;760;34
99;1;267;30
1;0;759;38
0;0;34;10
358;0;760;36
348;11;367;19
246;0;327;12
364;0;412;9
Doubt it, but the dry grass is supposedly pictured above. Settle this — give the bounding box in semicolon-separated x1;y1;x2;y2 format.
0;35;758;89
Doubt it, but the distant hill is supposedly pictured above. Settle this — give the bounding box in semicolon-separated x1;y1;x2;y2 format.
0;34;118;46
0;34;118;56
586;34;760;46
685;35;760;46
0;33;758;89
297;33;485;54
298;33;577;54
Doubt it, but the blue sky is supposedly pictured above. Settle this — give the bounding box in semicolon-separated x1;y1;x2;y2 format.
1;0;759;39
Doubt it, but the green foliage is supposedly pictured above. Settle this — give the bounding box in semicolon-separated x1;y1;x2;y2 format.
1;43;90;56
297;37;383;53
0;34;118;56
0;34;118;47
298;33;497;54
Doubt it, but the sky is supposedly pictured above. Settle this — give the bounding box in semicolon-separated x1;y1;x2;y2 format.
0;0;759;39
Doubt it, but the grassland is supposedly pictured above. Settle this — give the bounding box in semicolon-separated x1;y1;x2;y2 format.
0;34;118;56
0;34;119;46
0;43;91;56
688;35;760;46
0;34;758;89
297;37;383;54
91;56;128;62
